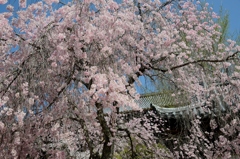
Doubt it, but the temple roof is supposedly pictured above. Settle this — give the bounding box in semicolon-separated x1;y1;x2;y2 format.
137;91;190;108
135;91;226;118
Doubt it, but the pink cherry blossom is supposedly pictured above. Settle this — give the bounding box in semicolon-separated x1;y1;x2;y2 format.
0;0;239;158
44;0;59;5
0;0;7;4
19;0;26;8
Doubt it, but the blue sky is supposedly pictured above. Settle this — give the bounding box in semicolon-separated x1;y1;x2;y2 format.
207;0;240;36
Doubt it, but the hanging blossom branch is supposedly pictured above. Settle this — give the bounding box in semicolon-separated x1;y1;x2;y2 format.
149;51;240;72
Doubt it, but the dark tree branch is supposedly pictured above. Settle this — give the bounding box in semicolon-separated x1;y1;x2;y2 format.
69;116;95;158
159;0;178;10
117;128;135;159
170;51;239;71
46;64;75;110
150;51;240;73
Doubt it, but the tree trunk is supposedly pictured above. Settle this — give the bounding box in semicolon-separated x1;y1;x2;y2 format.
96;103;113;159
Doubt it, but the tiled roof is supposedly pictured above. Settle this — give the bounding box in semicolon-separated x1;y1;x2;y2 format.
137;91;190;108
135;91;227;118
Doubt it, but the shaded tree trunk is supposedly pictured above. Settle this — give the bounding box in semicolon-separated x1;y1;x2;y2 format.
96;103;113;159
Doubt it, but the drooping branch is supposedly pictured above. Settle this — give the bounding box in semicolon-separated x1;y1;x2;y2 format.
171;51;239;70
150;51;240;72
117;128;135;159
69;116;94;158
46;66;75;110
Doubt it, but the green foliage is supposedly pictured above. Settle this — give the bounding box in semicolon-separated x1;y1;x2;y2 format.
154;90;189;108
235;34;240;45
216;6;230;44
114;136;170;159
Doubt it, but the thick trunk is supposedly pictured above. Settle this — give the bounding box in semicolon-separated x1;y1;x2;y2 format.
96;103;113;159
101;136;112;159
